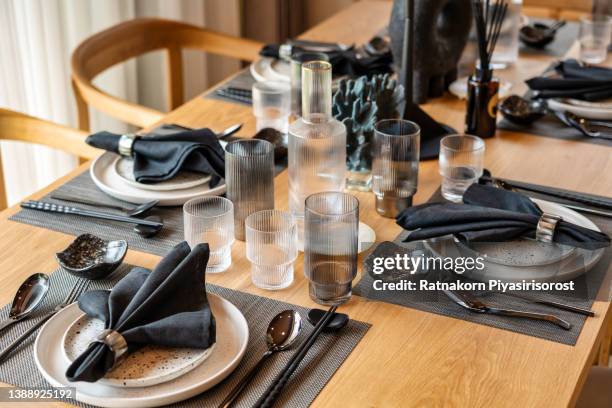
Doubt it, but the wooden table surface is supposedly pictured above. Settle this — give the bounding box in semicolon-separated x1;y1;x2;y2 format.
1;2;611;407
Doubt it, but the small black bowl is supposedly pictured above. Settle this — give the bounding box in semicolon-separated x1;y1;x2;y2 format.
520;23;555;48
56;234;127;280
254;128;288;162
499;95;546;126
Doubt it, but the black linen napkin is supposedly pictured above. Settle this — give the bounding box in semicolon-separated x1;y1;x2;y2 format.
396;184;610;250
86;128;225;186
526;59;612;101
66;241;216;383
260;44;393;77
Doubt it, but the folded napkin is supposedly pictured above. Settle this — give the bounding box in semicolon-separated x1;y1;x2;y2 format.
260;44;393;77
86;128;225;186
66;241;216;383
396;184;610;250
526;59;612;101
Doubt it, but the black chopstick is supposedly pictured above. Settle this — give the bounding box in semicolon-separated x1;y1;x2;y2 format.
253;305;338;408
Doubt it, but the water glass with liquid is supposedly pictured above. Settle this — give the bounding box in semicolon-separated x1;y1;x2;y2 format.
579;16;612;64
439;134;485;202
252;81;291;133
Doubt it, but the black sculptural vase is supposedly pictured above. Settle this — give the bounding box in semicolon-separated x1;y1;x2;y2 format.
389;0;472;104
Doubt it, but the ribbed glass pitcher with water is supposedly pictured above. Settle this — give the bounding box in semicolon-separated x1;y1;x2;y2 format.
288;60;346;247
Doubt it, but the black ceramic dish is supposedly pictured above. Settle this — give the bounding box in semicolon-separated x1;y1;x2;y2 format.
254;128;288;161
499;95;546;125
520;21;566;48
56;234;127;280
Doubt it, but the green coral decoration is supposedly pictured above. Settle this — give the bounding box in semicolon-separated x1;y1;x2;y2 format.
332;74;404;171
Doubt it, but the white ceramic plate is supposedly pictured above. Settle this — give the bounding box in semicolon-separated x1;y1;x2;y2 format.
62;314;215;388
547;98;612;120
90;152;226;206
250;58;291;83
34;293;249;408
113;157;211;192
425;199;605;283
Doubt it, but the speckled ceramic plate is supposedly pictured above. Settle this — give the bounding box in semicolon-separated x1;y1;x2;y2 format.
62;314;215;388
113;156;211;192
34;294;248;407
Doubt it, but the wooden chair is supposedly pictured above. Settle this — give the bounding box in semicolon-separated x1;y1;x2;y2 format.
0;108;100;211
71;18;264;131
523;0;593;21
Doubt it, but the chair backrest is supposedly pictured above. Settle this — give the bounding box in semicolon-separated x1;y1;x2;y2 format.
0;108;100;210
71;18;264;130
523;0;593;20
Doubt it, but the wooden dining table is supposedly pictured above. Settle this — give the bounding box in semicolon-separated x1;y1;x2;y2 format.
1;1;611;407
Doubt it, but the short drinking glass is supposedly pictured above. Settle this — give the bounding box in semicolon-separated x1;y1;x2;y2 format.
579;16;612;64
439;134;485;202
183;196;234;273
246;210;297;290
252;81;291;133
372;119;420;218
225;139;275;241
304;192;359;305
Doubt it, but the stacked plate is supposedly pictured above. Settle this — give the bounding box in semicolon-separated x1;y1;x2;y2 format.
547;98;612;120
34;293;248;408
425;199;606;283
90;153;226;206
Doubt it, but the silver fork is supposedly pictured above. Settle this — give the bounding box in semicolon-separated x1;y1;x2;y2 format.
0;278;91;362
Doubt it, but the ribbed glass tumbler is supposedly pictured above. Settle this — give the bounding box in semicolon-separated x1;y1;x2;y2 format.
372;119;421;218
246;210;297;290
439;134;485;202
183;196;234;273
225;139;275;241
304;192;359;305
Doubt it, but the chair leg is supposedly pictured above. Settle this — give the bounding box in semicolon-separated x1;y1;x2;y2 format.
0;149;8;211
166;47;184;111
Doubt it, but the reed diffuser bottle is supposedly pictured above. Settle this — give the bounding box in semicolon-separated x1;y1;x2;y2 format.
288;61;346;246
465;0;507;138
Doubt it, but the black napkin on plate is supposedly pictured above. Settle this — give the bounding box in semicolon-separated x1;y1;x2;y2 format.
86;128;225;186
526;59;612;101
396;184;610;250
260;44;393;77
65;241;216;383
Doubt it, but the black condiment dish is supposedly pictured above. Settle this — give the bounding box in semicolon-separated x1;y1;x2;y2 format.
520;21;565;48
499;95;546;125
56;234;127;280
254;128;288;162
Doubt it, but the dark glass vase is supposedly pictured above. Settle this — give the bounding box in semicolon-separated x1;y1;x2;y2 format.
465;74;500;138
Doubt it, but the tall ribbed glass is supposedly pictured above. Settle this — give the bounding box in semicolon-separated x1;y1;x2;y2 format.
183;196;234;273
439;134;485;202
304;192;359;305
225;139;275;241
288;61;346;247
290;52;329;116
372;119;421;218
246;210;297;290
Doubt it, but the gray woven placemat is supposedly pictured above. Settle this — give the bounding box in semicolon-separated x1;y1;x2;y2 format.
206;70;255;106
0;264;370;407
354;188;611;345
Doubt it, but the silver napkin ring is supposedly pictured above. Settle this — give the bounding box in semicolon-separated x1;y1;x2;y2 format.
536;213;562;243
279;44;292;61
118;133;138;156
90;329;128;368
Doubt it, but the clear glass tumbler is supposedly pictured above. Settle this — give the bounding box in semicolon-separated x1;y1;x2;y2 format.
439;134;485;202
246;210;297;290
290;52;329;116
304;192;359;305
183;196;234;273
252;81;291;133
372;119;420;218
579;16;612;64
225;139;275;241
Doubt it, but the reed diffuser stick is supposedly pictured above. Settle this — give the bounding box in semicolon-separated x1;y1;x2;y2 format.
471;0;508;80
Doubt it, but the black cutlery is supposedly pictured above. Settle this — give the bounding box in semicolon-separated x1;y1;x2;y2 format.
21;200;164;229
494;292;594;317
480;170;612;211
443;290;571;330
254;305;338;408
563;111;612;140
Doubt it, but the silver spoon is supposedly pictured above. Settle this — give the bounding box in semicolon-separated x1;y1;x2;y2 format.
50;194;159;217
218;310;302;408
217;123;243;139
0;273;50;334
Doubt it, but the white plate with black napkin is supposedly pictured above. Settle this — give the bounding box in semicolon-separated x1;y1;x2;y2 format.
90;152;226;206
34;294;248;407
